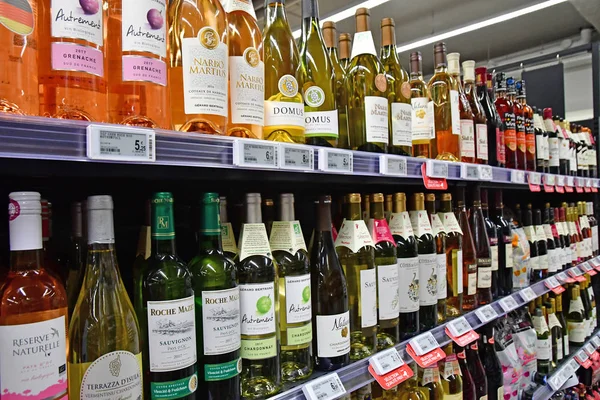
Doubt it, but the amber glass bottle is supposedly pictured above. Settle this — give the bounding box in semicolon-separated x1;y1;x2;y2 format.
447;53;475;164
494;72;517;169
463;61;488;165
516;80;536;171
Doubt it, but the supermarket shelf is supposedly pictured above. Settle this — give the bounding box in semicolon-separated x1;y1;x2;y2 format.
0;113;599;189
271;257;600;400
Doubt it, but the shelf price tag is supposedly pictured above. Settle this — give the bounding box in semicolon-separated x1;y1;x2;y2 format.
302;373;346;400
368;350;414;390
568;267;586;282
557;271;575;283
233;139;279;169
519;287;537;302
279;144;314;171
566;176;575;193
318;148;353;173
576;350;593;368
556;175;565;186
406;333;445;368
590;258;600;267
592;336;600;348
544;174;556;186
460;164;479;180
420;164;448;190
86;124;156;162
511;170;526;184
499;296;519;312
426;160;449;178
478;165;493;181
549;364;574;390
545;276;565;294
369;348;405;376
584;343;597;357
528;172;542;185
475;305;499;323
445;316;479;347
380;155;408;176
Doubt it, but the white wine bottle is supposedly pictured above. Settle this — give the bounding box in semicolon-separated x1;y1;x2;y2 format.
345;8;389;153
263;0;306;143
299;0;338;147
68;196;143;400
339;33;352;71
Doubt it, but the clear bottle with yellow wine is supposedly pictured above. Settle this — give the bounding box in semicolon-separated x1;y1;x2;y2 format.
339;33;352;71
409;51;434;158
323;22;349;149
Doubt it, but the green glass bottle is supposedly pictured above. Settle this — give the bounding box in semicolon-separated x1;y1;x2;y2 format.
270;194;313;381
219;196;238;259
237;193;281;398
139;193;197;399
188;194;240;400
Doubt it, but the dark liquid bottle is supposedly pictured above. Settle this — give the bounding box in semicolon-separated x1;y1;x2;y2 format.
470;187;492;305
494;72;517;169
481;189;499;300
493;191;513;296
476;67;504;168
516;80;535;171
456;345;476;400
523;204;540;282
544;108;560;174
508;77;526;170
533;207;549;280
465;341;488;400
478;325;504;400
543;205;559;276
558;207;573;270
456;188;478;312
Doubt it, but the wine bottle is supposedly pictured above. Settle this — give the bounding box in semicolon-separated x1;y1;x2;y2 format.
439;193;463;317
533;208;549;279
270;194;313;381
219;197;238;259
494;72;517;169
481;189;499;299
263;198;275;237
345;8;389;153
469;187;492;305
585;275;596;332
558;207;573;269
133;200;151;319
188;193;240;400
428;42;460;161
493;191;513;296
338;33;351;71
223;0;265;138
69;196;143;400
455;188;478;312
580;279;593;337
475;67;505;167
310;196;350;370
456;345;476;400
237;193;281;398
335;193;377;359
425;194;447;324
543;205;559;275
368;194;399;348
389;193;419;339
507;77;526;170
523;204;540;282
323;22;349;149
544;109;560;174
533;109;548;172
567;285;585;346
409;193;437;331
555;292;570;356
385;195;393;222
439;343;463;400
587;202;599;257
477;325;503;400
463;60;488;164
0;192;68;400
547;298;564;366
532;306;551;376
465;341;488;400
448;53;475;163
516;80;536;171
66;201;85;317
409;51;433;159
417;364;444;400
362;194;371;222
41;200;64;283
550;206;566;272
579;202;593;260
168;0;228;133
263;0;306;143
380;18;411;156
138;193;197;398
397;364;427;400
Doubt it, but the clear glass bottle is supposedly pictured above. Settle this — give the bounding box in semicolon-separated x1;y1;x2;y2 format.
463;60;488;165
494;72;517;169
469;187;492;305
439;193;463;317
447;53;475;163
425;194;447;324
409;52;433;159
338;33;351;71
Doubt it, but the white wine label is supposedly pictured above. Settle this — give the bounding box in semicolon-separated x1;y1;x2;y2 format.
440;212;462;235
568;322;586;343
548;312;562;330
51;0;104;46
543;224;554;240
452;250;463;295
221;222;238;255
286;323;312;346
0;315;68;399
239;223;272;261
421;366;441;385
230;53;264;126
305;110;339;138
477;266;492;288
202;288;241;355
285;274;312;324
239;283;276;335
538;254;548;271
360;269;377;328
147;295;197;372
548;249;559;273
389;212;414;239
377;263;400;320
523;226;534;242
364;96;389;144
350;31;377;59
430;214;446;236
534;225;547;243
398;257;420;312
536;338;551;360
467;271;477;295
450;90;460;135
491;245;499;271
411;97;430;141
122;0;167;58
316;312;351;358
549;137;560;167
264;100;304;128
241;336;277;360
476;124;488;160
505;243;513;269
269;220;307;255
460;119;475;158
437;253;447;299
78;351;143;400
409;210;433;238
391;102;412;146
529;255;539;271
222;0;257;18
182;32;228;117
335;219;374;253
428;101;436;139
418;253;438;306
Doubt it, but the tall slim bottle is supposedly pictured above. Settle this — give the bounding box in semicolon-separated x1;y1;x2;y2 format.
544;109;560;174
417;365;444;400
547;298;564;366
69;196;143;400
168;0;228;133
494;191;513;296
456;345;476;400
448;53;475;163
533;208;549;280
0;192;68;400
299;0;338;147
478;325;503;400
481;189;499;299
463;60;488;164
555;292;570;358
224;0;264;138
508;77;526;170
465;342;487;400
389;193;419;339
543;205;559;276
310;196;350;370
425;194;447;324
494;72;517;169
567;285;585;346
138;193;197;399
338;33;351;71
237;193;281;398
439;343;463;400
188;194;240;400
516;80;536;171
381;18;411;156
523;204;539;282
335;193;377;359
475;67;504;167
532;306;551;376
270;194;312;381
469;187;492;305
219;197;238;259
456;188;478;312
409;52;433;158
428;43;460;161
323;22;349;149
346;8;389;153
67;201;86;317
439;193;463;317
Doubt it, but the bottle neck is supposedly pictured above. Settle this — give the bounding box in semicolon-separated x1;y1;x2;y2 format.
88;208;115;245
439;200;452;213
10;249;43;272
153;237;177;256
380;43;398;61
266;0;288;26
245;202;263;223
371;202;385;220
346;203;362;221
151;199;177;257
279;199;295;221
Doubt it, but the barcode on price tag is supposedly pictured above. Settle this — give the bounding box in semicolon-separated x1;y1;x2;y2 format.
379;155;408;176
592;336;600;348
556;175;565;186
460;164;479;180
279;144;314;170
87;124;156;162
567;176;575;187
511;170;525;184
582;262;593;271
479;165;493;180
528;172;542;185
577;350;589;363
369;347;404;376
499;296;519;312
409;332;440;356
233;140;279;168
569;267;584;277
302;373;346;400
520;287;537;302
545;276;560;288
318;148;353;173
447;316;472;337
426;160;449;178
475;305;498;323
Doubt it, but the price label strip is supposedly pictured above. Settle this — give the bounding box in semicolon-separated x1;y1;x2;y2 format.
575;349;593;369
528;172;541;192
556;175;565;186
426;160;449;178
519;287;537;302
445;316;479;347
475;305;499;324
460;164;479;180
87;124;156;162
545;276;565;294
406;332;446;368
302;373;347;400
584;343;598;360
368;348;414;390
581;262;597;276
380;155;408;176
318;148;353;173
233;139;279;169
511;170;526;184
499;296;519;312
549;364;574;391
279;144;314;171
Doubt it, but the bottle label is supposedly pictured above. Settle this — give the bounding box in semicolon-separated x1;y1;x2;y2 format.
449;90;460;135
364;96;389;144
525;117;535;154
547;312;562;330
430;214;446;236
543;224;554;240
476;123;488;160
496;127;505;164
147;295;197;372
441;354;461;380
459;119;475;157
368;218;396;246
305;110;339;138
389;212;414;239
547;249;559;273
467;270;477;295
452;249;463;295
349;31;377;59
239;223;271;261
151;371;198;399
239;282;276;335
549;137;559;167
221;0;257;18
0;314;68;399
203;358;241;382
182;30;228;117
530;255;539;270
516;115;526;153
421;366;441;385
491;245;499;271
51;42;104;77
538;253;548;271
269;221;307;255
122;0;166;58
409;210;433;237
51;0;103;46
391;102;412;146
202;288;241;355
428;101;436;139
411;97;431;141
536;337;551;360
436;253;447;299
557;339;563;360
505;242;513;269
360;269;377;328
377;263;400;320
335;219;374;254
240;336;277;360
523;226;534;242
398;256;420;312
440;212;462;235
477;265;492;288
316;312;351;358
503;112;517;151
284;274;311;324
534;225;547;243
264;100;304;128
229;53;264;126
418;253;438;306
567;321;585;343
121;56;166;86
221;222;238;255
560;137;570;158
286;323;312;346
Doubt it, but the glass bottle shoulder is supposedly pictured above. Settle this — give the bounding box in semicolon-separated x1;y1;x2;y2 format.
273;249;310;277
188;251;237;289
0;269;68;313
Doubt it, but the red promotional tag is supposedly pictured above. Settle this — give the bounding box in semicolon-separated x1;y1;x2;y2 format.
565;185;574;193
592;352;600;362
575;275;586;282
585;186;591;193
544;280;565;294
368;364;414;390
405;343;446;368
587;269;597;276
445;327;479;347
576;352;593;369
421;164;447;190
543;183;554;193
555;185;564;193
592;187;598;193
528;181;541;192
576;186;584;193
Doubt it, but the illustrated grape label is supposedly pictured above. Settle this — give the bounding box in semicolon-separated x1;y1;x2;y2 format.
122;0;166;57
284;274;312;324
436;253;447;299
77;351;143;400
398;257;419;312
229;52;264;126
410;97;430;141
418;253;437;306
239;282;276;335
202;288;241;355
51;0;104;46
377;263;400;320
316;312;350;358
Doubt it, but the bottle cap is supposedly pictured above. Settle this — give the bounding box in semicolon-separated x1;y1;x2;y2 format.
462;60;475;82
371;193;384;202
322;21;337;48
506;77;516;94
433;42;447;67
516;80;526;97
447;52;460;75
9;192;41;216
543;108;553;120
245;193;261;204
410;51;422;74
87;195;113;211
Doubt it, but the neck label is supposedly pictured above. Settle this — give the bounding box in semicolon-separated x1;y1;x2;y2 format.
350;31;377;59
